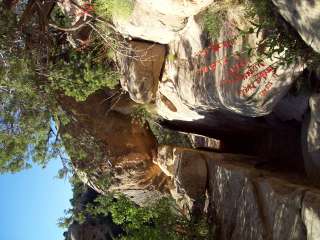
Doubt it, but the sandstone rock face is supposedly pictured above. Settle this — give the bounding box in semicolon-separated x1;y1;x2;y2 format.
117;41;166;104
113;0;214;44
59;90;171;205
308;93;320;153
272;0;320;53
302;93;320;185
157;11;303;121
155;146;320;240
188;133;221;150
155;145;208;216
302;191;320;240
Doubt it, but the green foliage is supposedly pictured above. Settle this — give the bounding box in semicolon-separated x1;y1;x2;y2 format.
50;5;73;29
130;104;155;126
243;0;320;69
94;0;134;20
130;106;192;147
49;49;120;101
59;175;211;239
167;53;177;63
0;53;55;172
202;8;226;39
79;194;210;240
57;175;87;228
148;121;192;147
0;4;19;55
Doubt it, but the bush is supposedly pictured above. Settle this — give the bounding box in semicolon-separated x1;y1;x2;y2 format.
94;0;134;20
49;49;120;101
59;174;211;239
79;194;210;240
130;104;155;126
203;10;225;40
148;121;192;147
243;0;320;69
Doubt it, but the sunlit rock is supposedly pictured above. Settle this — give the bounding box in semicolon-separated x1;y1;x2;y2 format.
272;0;320;53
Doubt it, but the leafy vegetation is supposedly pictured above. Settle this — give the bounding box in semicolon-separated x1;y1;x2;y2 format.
243;0;320;69
201;0;320;70
59;175;210;240
49;48;120;101
148;121;192;147
202;7;226;39
0;0;123;173
0;9;57;172
130;104;155;126
94;0;134;20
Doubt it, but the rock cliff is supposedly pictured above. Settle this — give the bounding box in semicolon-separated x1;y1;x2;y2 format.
156;145;320;240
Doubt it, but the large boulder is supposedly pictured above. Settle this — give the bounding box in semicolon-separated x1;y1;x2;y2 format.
156;10;303;121
113;0;214;44
302;191;320;240
154;146;320;240
302;93;320;185
272;0;320;53
116;41;166;104
59;90;171;205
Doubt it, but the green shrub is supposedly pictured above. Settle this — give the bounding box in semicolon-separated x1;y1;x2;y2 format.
203;10;226;39
59;176;211;239
94;0;134;20
130;104;155;126
243;0;320;69
148;121;192;147
81;194;210;240
49;49;120;101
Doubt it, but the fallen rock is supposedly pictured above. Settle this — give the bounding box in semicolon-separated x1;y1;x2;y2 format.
116;41;166;104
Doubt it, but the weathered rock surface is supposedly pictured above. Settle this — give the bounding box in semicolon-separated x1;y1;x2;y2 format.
272;0;320;53
59;90;171;205
308;93;320;153
157;11;303;121
188;133;221;150
155;146;320;240
116;41;166;104
302;93;320;185
113;0;214;44
302;191;320;239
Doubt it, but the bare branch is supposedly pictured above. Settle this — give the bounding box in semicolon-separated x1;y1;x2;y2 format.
49;19;92;31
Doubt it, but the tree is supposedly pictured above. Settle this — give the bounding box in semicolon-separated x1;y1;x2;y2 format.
0;50;55;172
0;1;62;173
0;0;121;173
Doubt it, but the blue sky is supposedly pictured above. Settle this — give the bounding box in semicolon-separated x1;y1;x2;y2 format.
0;159;72;240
